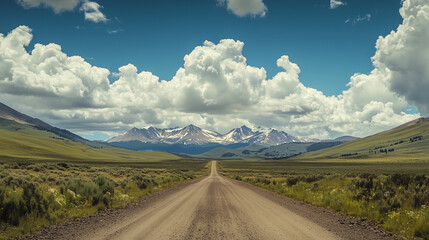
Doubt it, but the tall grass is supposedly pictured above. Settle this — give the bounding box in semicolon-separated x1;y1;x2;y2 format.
0;161;209;239
220;162;429;240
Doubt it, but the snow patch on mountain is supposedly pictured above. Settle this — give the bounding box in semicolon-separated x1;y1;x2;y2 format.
108;124;308;146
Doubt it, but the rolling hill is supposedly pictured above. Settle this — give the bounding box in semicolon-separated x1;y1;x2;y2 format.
199;141;346;159
294;117;429;161
0;102;110;148
0;127;179;163
0;103;180;163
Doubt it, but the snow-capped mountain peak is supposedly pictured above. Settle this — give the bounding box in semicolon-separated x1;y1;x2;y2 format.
222;125;256;143
108;124;306;146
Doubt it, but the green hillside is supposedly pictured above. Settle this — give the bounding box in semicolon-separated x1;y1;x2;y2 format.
0;102;112;148
0;118;57;138
0;119;180;163
199;141;346;160
294;117;429;161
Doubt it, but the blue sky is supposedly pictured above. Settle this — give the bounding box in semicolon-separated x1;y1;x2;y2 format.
0;0;427;140
1;0;403;96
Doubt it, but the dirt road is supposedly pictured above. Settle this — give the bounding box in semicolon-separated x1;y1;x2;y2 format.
23;161;398;240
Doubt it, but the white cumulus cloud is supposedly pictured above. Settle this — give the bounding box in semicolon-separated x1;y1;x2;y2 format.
0;26;110;109
1;0;429;139
80;0;108;23
373;0;429;115
330;0;345;9
16;0;81;13
16;0;107;23
218;0;267;17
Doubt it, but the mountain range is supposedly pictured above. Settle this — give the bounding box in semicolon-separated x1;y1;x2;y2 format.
0;101;427;161
0;101;361;155
108;125;305;146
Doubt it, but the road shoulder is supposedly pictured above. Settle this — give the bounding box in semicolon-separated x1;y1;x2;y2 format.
225;177;402;240
17;177;206;240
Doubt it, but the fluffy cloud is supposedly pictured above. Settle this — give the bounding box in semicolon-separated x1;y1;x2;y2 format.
1;0;428;139
16;0;107;23
0;26;110;109
80;0;108;23
330;0;345;9
16;0;81;13
218;0;267;17
168;40;265;113
372;0;429;115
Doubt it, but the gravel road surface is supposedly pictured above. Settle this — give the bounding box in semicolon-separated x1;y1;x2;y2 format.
21;161;399;240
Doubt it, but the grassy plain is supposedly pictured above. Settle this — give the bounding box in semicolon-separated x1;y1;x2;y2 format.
219;159;429;239
0;160;209;239
0;122;210;239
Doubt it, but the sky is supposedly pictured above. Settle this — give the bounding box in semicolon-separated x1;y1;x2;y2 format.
0;0;428;140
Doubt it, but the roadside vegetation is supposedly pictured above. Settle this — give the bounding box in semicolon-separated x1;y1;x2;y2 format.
0;160;209;239
219;160;429;240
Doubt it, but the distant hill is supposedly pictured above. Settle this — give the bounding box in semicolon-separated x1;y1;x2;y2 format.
0;126;179;163
389;117;429;131
330;136;360;142
199;141;345;159
294;117;429;160
197;134;359;159
0;102;110;149
0;102;51;128
0;103;179;163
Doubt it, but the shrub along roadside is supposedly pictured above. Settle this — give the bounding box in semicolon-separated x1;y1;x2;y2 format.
0;161;210;239
221;168;429;240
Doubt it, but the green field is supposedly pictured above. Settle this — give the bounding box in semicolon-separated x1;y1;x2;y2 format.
217;120;429;239
219;159;429;239
0;119;211;239
0;160;209;239
1;111;429;239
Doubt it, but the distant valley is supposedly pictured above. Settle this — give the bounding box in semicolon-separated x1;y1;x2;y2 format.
2;101;427;161
0;102;359;156
199;141;350;159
